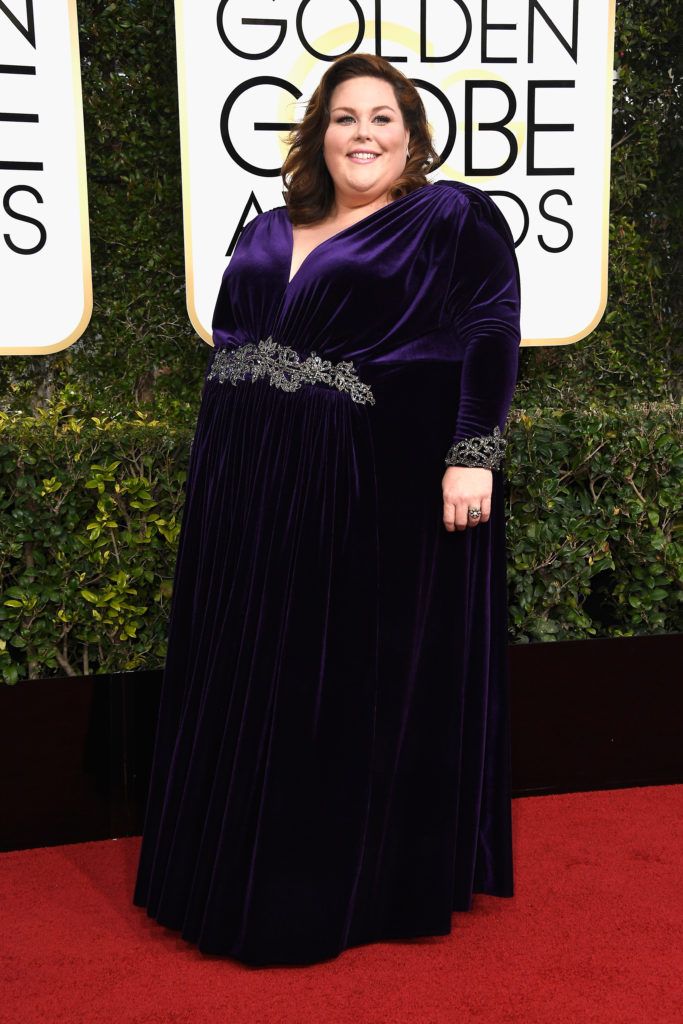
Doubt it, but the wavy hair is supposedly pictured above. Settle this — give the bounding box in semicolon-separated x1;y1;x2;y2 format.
281;53;441;226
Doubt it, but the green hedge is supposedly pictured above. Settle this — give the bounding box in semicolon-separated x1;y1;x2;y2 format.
0;406;188;684
1;400;680;683
0;0;681;681
506;403;681;641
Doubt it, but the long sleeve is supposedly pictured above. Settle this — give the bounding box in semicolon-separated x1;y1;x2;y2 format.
441;187;521;468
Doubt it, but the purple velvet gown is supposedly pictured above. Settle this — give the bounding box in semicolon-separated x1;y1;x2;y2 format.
132;178;522;965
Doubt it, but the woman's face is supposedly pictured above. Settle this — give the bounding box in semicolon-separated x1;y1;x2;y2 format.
323;75;411;209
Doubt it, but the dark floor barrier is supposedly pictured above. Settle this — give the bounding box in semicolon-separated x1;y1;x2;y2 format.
0;634;681;852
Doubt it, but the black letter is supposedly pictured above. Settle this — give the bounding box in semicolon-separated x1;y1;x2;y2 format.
536;189;573;252
485;189;528;244
4;184;46;254
220;77;301;176
216;0;286;59
296;0;364;61
465;81;517;176
411;78;457;168
420;0;471;62
481;0;518;62
375;0;406;62
528;80;573;175
226;194;265;257
0;1;35;47
528;0;577;63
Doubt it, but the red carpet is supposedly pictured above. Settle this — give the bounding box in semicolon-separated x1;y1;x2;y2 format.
0;785;680;1024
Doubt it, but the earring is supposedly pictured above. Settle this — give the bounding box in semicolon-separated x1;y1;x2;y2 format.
406;149;411;160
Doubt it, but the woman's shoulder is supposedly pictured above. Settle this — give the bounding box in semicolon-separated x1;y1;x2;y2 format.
240;205;281;233
428;178;515;247
232;205;285;251
428;178;501;217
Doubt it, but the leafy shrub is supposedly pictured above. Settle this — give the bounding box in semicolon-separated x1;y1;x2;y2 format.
0;405;188;684
1;399;680;682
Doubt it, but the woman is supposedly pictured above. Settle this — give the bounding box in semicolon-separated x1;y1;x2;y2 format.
133;52;522;966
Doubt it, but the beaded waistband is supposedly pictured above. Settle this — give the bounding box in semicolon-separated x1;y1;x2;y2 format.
207;337;375;406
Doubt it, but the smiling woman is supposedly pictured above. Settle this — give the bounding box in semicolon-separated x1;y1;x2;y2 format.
281;53;440;227
286;77;416;280
133;52;522;967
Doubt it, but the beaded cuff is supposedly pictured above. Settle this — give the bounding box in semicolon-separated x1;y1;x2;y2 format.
444;425;507;470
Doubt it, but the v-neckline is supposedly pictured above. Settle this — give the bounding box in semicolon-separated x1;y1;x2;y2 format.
283;183;431;289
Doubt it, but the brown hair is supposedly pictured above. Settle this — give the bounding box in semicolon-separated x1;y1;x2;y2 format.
281;53;441;226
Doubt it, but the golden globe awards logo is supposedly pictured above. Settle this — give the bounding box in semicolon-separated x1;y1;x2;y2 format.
0;0;92;354
176;0;616;348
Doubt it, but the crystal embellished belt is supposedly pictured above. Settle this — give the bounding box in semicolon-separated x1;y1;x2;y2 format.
207;336;375;406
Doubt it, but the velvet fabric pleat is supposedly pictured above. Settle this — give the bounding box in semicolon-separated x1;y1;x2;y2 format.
133;179;521;965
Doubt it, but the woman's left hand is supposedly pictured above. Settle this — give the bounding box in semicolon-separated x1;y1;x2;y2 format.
441;466;492;532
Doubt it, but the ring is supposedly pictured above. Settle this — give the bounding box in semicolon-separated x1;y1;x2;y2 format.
467;507;482;519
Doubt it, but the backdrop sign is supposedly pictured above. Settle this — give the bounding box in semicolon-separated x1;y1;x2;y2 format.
0;0;91;355
175;0;616;348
